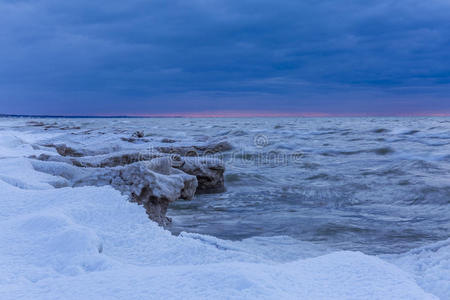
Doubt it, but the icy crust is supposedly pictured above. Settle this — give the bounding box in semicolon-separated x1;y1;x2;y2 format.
0;181;437;300
31;152;225;224
33;150;226;193
28;137;228;224
0;126;225;226
388;239;450;300
30;158;198;225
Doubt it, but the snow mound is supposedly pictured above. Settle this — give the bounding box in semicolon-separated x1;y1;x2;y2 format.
0;180;437;299
390;238;450;300
0;158;65;189
0;211;106;278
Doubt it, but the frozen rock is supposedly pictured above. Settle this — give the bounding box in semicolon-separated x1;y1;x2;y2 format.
26;121;46;127
200;140;233;153
157;140;232;156
33;151;162;168
29;139;229;223
101;160;197;225
75;151;160;168
33;150;226;194
43;143;109;157
120;131;150;143
161;138;176;143
156;145;198;156
175;157;225;193
31;158;198;225
55;144;85;157
132;131;145;138
121;137;151;143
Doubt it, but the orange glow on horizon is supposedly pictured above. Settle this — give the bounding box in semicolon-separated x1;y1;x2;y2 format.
98;110;450;118
124;111;333;118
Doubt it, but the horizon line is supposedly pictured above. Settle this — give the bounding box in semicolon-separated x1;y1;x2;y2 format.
1;111;450;118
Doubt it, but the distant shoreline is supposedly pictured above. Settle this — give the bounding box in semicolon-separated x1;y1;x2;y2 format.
1;113;449;119
0;114;184;119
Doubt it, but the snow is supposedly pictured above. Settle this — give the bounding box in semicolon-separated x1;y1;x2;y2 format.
0;124;446;299
388;239;450;300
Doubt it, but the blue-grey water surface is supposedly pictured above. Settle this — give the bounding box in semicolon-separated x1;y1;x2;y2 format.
167;117;450;254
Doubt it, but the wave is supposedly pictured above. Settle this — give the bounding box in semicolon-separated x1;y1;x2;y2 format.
320;146;395;156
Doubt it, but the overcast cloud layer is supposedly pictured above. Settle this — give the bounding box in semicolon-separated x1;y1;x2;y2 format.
1;0;450;115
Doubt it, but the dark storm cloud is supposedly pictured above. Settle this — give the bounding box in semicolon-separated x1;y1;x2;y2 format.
1;0;450;115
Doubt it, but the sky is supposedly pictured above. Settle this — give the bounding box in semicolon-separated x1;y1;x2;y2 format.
1;0;450;116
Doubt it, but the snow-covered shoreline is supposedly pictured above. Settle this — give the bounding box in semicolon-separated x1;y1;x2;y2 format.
0;118;448;299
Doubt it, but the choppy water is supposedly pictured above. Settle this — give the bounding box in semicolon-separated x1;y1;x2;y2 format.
165;117;450;254
3;117;450;255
